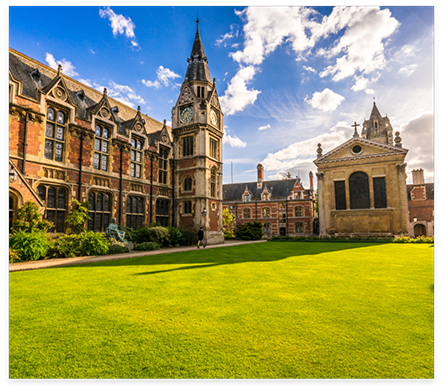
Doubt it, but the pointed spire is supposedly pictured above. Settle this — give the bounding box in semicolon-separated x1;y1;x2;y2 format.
185;18;211;83
370;101;382;120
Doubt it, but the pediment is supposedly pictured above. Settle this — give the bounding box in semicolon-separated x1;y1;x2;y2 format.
87;92;119;125
42;75;75;106
314;137;408;165
208;87;220;110
123;109;148;137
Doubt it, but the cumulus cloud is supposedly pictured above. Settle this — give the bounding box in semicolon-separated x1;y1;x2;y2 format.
91;80;145;109
305;88;345;112
219;66;261;116
303;66;317;73
99;7;139;47
142;66;181;89
398;64;418;77
223;134;247;148
258;124;271;131
45;53;79;78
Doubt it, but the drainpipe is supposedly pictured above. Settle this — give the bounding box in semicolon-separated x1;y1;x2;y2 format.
150;154;153;225
22;109;30;175
171;159;175;227
119;144;123;225
77;132;85;201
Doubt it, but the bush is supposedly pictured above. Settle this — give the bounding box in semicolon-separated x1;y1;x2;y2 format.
9;248;21;263
235;222;263;240
167;226;184;246
107;244;130;254
11;201;52;233
65;200;90;234
47;231;110;258
9;230;50;261
134;241;161;251
120;226;139;243
136;226;169;246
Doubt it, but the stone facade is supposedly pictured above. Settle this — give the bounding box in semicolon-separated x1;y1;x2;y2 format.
314;103;409;236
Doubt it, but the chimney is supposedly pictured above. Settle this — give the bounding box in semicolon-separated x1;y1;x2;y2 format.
257;163;264;188
412;169;425;185
309;171;314;190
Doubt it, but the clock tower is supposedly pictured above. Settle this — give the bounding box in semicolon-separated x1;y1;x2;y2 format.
171;18;224;244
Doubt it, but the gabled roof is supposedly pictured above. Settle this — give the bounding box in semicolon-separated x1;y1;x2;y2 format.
314;136;408;165
223;179;308;202
407;183;434;201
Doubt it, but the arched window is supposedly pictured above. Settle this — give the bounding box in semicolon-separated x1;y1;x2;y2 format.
262;207;270;218
127;196;144;229
243;208;251;219
294;206;304;217
45;107;67;162
211;167;217;198
87;191;111;232
155;199;170;227
349;172;370;209
295;222;304;233
37;185;67;232
184;176;192;191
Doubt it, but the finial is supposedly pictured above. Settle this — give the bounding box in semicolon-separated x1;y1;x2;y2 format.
394;131;402;148
137;105;141;112
317;143;323;158
57;64;62;75
103;88;107;96
164;119;166;125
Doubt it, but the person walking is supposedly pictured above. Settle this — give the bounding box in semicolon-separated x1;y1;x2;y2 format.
197;227;205;248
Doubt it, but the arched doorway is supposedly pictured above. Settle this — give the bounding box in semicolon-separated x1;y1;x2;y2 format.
414;224;426;237
280;227;286;236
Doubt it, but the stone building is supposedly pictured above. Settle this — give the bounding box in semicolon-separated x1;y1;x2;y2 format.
9;20;223;242
407;168;434;237
222;164;316;237
314;102;410;236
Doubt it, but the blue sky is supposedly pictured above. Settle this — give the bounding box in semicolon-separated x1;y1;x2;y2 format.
8;4;435;185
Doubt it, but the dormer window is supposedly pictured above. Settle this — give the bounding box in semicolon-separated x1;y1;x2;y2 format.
111;106;119;114
30;69;41;82
76;90;85;101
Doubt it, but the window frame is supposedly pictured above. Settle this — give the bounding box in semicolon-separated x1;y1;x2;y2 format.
158;146;169;184
210;166;217;198
155;199;170;227
294;206;304;217
130;137;143;178
93;123;110;172
44;106;67;162
37;184;68;233
262;207;271;218
182;136;194;157
243;208;251;219
87;191;112;232
126;195;144;230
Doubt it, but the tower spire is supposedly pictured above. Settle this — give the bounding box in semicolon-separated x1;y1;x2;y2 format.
186;17;211;82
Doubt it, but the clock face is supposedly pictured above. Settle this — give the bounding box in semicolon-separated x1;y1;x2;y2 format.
180;107;193;123
211;111;218;126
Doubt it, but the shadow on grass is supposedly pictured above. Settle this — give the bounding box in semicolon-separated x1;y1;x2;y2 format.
69;242;391;276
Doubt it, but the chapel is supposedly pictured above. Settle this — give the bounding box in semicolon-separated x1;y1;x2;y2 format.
314;102;410;236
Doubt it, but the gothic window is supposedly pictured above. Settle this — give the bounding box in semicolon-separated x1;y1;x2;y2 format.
262;193;269;201
262;207;271;218
183;201;192;214
87;191;111;232
294;206;304;217
210;167;217;198
373;177;387;208
45;107;66;162
334;181;347;210
210;138;218;159
349;172;370;209
126;196;144;229
158;147;169;184
244;194;250;202
94;124;110;171
197;86;205;98
182;136;194;157
295;222;304;233
155;199;170;227
243;208;251;219
37;185;67;233
130;138;142;178
183;176;192;192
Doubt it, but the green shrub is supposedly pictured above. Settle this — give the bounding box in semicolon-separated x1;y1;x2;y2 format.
65;200;91;234
167;226;184;246
136;227;169;246
9;248;21;263
47;231;109;258
107;244;130;254
9;230;50;261
235;221;263;241
134;242;161;251
11;201;52;233
120;226;139;243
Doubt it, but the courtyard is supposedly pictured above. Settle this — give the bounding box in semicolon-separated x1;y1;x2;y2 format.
9;241;433;379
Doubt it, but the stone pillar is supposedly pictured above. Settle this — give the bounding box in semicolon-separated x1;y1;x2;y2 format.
397;163;410;234
316;171;326;235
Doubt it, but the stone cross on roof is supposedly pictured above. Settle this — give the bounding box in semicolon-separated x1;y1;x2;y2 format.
352;121;360;138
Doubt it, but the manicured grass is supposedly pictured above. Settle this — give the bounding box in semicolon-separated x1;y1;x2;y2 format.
9;242;433;379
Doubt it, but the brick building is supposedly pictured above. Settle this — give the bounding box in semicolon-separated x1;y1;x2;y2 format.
9;20;224;243
407;169;434;237
222;164;316;237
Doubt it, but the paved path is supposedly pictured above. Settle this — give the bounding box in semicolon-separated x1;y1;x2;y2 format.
9;240;267;272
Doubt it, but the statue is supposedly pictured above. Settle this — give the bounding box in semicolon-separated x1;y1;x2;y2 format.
106;218;126;242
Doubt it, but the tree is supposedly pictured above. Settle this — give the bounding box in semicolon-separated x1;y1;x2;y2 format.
65;200;91;234
282;171;293;179
11;201;52;233
222;208;236;239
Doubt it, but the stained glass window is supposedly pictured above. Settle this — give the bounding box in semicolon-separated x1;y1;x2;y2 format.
349;172;370;209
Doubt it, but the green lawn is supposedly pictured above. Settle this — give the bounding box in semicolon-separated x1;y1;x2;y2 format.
9;242;434;379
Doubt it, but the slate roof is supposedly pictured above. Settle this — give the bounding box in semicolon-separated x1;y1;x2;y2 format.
223;179;309;202
406;183;434;201
185;19;211;83
9;48;171;140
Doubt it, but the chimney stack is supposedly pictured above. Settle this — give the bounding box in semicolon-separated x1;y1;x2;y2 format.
309;171;314;190
412;169;425;185
257;163;264;188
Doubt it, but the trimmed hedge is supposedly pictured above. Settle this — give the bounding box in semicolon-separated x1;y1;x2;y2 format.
268;235;434;244
134;242;161;251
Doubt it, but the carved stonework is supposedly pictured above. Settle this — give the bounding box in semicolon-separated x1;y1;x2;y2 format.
92;177;110;187
177;86;193;105
130;183;143;193
100;107;111;119
159;188;170;197
43;167;66;180
397;163;407;173
316;172;325;181
52;86;68;102
210;89;220;109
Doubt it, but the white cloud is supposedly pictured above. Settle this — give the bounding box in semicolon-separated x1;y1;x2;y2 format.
223;134;247;148
216;32;234;47
99;7;138;47
303;66;317;73
365;88;375;95
142;66;181;89
219;66;261;116
306;88;345;112
317;7;399;81
398;64;418;77
258;124;271;131
45;53;79;78
79;78;93;87
91;80;145;109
